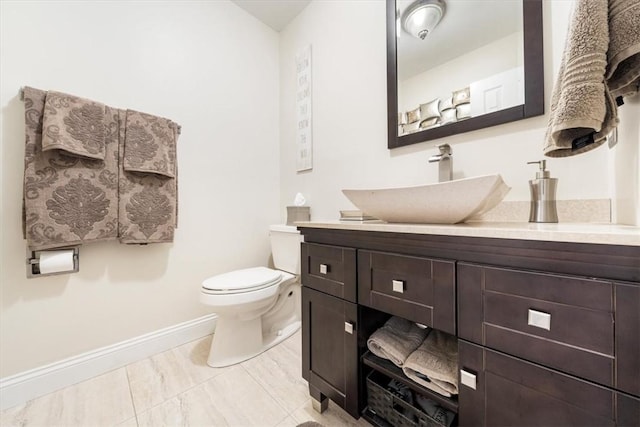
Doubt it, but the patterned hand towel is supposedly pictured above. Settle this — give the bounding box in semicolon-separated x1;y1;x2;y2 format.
123;110;177;178
118;109;178;244
41;90;107;160
402;330;458;397
367;316;430;367
22;87;118;250
544;0;617;158
606;0;640;98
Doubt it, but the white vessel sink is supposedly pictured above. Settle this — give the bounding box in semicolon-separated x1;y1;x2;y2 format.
342;174;510;224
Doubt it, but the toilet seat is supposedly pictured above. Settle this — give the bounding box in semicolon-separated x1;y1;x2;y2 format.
202;267;283;295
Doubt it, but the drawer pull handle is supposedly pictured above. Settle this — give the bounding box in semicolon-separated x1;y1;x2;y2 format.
528;309;551;331
392;279;405;293
460;370;477;390
344;322;354;334
319;264;329;275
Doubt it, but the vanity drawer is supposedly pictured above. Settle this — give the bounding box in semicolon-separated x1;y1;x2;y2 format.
458;262;615;387
458;341;639;427
301;243;357;302
358;250;455;335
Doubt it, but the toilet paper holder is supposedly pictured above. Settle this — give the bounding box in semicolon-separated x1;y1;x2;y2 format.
26;246;80;278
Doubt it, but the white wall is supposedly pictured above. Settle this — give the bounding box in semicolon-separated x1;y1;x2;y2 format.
279;0;639;224
0;1;281;377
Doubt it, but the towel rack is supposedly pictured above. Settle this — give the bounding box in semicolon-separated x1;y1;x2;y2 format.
18;86;182;135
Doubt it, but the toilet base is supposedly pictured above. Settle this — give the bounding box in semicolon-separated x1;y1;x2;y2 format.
207;316;301;368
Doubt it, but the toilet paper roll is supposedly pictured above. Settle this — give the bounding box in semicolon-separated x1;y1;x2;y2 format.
38;250;75;274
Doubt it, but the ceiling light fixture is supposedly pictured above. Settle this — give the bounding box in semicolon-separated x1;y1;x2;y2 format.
401;0;446;40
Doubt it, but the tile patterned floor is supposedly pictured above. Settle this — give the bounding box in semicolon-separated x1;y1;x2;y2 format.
1;331;372;427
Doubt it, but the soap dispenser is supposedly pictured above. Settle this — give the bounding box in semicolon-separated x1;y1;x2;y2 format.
527;160;558;223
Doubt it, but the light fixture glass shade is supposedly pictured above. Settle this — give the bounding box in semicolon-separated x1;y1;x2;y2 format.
401;0;445;40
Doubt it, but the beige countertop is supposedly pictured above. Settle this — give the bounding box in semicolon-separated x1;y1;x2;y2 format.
295;221;640;246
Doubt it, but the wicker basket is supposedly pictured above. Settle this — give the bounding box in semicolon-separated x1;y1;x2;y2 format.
366;370;453;427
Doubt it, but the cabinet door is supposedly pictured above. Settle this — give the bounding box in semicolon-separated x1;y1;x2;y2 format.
458;341;619;427
616;282;640;397
302;287;359;418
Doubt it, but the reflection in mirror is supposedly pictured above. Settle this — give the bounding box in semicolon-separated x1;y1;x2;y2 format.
387;0;544;149
397;0;523;136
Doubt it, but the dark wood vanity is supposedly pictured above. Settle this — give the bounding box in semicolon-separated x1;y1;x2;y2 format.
299;225;640;426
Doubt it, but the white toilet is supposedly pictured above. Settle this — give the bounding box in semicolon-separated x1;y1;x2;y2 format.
200;225;302;367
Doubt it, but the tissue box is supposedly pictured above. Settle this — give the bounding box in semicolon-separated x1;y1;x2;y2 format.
286;206;310;225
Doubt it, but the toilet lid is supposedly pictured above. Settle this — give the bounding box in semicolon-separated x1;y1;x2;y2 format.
202;267;283;294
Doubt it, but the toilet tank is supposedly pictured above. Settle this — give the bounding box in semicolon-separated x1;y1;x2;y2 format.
269;225;303;275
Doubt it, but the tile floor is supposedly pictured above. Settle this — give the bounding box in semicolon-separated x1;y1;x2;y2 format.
1;331;372;427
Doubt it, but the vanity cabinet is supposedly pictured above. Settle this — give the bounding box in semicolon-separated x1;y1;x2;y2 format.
301;242;360;418
299;226;640;426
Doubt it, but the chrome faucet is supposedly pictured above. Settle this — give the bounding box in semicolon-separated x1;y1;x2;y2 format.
428;143;453;182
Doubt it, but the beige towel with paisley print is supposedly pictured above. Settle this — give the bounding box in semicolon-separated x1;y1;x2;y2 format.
123;110;177;178
41;91;107;160
118;109;178;244
22;87;118;250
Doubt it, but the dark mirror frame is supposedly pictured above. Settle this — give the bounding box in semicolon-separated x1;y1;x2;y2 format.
387;0;545;149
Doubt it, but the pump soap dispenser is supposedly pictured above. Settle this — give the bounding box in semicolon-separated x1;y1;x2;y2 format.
527;160;558;223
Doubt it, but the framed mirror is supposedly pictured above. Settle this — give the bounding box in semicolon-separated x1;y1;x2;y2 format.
387;0;544;149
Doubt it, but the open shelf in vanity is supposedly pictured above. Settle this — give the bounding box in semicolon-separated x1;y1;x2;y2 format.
362;352;459;413
361;351;458;427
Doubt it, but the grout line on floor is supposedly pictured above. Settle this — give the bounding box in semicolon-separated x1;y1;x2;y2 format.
124;367;140;426
238;358;293;420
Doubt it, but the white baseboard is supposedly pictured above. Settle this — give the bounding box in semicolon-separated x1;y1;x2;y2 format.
0;314;217;411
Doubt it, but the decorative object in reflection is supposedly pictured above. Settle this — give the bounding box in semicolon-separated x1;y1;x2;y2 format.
440;107;457;125
440;96;453;111
419;98;441;120
420;117;440;129
452;86;470;106
398;86;472;135
401;0;446;40
407;106;421;123
456;103;471;120
403;120;421;134
398;111;408;134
